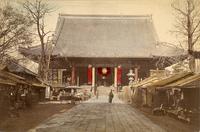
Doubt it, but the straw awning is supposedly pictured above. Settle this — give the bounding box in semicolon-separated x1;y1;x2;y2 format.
159;74;200;89
144;72;192;88
0;71;27;85
132;76;159;88
0;77;16;86
32;83;46;88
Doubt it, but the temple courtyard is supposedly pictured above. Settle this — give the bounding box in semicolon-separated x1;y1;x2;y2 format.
29;87;165;132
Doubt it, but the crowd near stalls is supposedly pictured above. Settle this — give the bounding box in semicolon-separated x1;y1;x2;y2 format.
131;69;200;124
49;85;91;103
0;58;91;119
0;63;46;117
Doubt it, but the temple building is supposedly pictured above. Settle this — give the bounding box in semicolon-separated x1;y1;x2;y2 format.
20;14;184;88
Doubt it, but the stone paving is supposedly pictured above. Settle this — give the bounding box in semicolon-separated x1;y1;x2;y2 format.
30;87;165;132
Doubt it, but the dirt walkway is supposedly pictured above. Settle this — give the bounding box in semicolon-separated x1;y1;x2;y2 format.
0;104;74;132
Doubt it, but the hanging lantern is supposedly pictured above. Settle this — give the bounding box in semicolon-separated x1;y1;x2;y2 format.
102;68;108;74
97;67;111;76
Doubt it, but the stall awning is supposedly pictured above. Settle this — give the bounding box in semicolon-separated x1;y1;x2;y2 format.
142;72;192;88
160;74;200;89
0;71;28;85
132;76;159;88
0;77;16;86
31;83;46;88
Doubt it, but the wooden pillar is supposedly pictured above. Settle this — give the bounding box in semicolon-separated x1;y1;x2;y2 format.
117;66;122;85
71;66;76;85
134;67;138;82
87;65;92;85
92;67;95;87
45;86;51;99
60;70;63;84
145;89;148;105
77;76;80;86
58;69;63;84
114;67;118;88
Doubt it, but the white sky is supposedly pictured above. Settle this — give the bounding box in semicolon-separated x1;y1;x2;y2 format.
13;0;176;43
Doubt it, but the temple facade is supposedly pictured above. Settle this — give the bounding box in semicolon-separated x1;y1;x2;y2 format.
20;14;184;88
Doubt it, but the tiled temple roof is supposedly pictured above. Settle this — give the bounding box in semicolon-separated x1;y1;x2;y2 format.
20;14;186;58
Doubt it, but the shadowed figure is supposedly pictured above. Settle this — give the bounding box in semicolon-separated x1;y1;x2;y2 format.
96;89;99;99
108;90;114;103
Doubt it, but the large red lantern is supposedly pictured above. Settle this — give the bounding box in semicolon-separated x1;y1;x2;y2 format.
97;67;111;76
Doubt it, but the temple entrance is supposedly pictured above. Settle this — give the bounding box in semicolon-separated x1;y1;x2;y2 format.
74;65;129;86
96;67;114;86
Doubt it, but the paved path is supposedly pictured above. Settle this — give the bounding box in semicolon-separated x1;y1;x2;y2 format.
30;87;165;132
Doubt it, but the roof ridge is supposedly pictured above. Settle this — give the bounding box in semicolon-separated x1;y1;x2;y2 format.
59;13;152;19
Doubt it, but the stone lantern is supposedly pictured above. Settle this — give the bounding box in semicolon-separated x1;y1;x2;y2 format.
127;69;135;85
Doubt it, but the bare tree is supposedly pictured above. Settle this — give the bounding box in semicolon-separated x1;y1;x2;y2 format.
172;0;200;71
153;41;187;69
22;0;54;80
0;5;32;63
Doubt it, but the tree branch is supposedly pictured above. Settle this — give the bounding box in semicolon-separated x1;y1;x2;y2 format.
172;3;187;16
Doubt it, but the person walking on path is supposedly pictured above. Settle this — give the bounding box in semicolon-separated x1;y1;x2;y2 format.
108;90;114;103
96;89;99;99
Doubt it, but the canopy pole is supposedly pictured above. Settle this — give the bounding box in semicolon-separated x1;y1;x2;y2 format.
71;66;76;85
